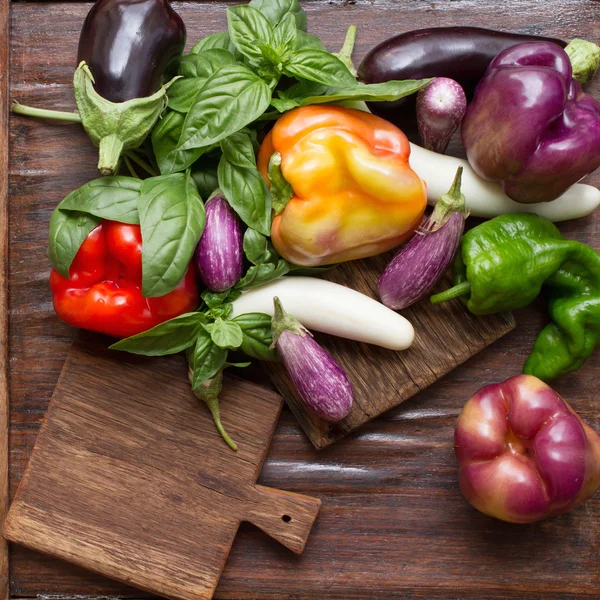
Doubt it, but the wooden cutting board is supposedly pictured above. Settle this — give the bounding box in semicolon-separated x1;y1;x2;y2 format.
2;338;321;600
266;259;516;449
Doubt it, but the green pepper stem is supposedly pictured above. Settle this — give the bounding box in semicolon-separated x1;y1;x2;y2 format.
430;281;471;304
268;153;294;215
335;25;358;77
98;134;124;176
12;102;83;123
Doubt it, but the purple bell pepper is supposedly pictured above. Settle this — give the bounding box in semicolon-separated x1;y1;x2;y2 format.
462;42;600;204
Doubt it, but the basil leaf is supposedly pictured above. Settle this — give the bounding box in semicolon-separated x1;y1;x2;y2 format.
218;155;271;236
224;361;252;368
191;32;232;54
249;0;307;31
297;79;433;105
271;97;300;112
190;329;228;389
202;288;242;309
233;312;277;361
258;44;284;68
205;318;244;350
176;65;272;154
284;49;357;86
236;259;290;290
220;130;256;169
167;78;206;113
180;50;238;78
57;177;141;224
191;160;219;199
243;228;277;265
274;13;298;52
138;171;206;297
109;312;205;356
294;31;327;51
48;209;100;278
152;110;206;175
227;5;275;63
205;302;234;321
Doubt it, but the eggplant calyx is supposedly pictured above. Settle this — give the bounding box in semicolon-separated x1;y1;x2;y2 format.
565;39;600;84
421;166;468;234
188;368;238;451
430;280;472;304
335;24;358;77
268;152;294;215
270;296;311;347
73;61;176;175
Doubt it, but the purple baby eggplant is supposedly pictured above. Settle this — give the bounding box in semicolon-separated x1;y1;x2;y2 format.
271;297;353;422
416;78;467;154
378;167;467;310
195;193;243;292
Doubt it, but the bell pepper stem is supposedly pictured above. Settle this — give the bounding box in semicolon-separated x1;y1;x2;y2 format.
98;134;124;176
11;102;82;123
430;280;471;304
268;153;294;215
565;39;600;84
270;297;310;347
188;368;238;451
335;25;358;77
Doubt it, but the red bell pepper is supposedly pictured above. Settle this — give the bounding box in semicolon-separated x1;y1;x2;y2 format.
50;220;199;338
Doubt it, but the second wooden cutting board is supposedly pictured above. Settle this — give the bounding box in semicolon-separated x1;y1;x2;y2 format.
265;254;515;449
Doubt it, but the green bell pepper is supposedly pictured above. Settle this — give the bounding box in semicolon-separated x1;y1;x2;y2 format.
431;214;600;381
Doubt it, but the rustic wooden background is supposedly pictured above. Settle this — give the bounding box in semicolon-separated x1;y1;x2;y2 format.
5;1;600;599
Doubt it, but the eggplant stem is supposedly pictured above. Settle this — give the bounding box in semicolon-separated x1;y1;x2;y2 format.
335;25;358;77
98;134;124;176
271;296;310;347
125;150;159;177
11;103;82;123
430;281;471;304
424;166;467;233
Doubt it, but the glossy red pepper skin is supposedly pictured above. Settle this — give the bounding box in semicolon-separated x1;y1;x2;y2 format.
50;221;199;338
77;0;186;103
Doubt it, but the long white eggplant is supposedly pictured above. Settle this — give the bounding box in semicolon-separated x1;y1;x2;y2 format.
230;277;414;351
409;143;600;222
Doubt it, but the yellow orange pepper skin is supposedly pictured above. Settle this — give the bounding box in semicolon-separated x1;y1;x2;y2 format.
257;105;427;266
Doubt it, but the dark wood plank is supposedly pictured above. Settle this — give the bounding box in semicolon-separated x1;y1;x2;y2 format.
4;339;320;600
0;0;9;598
6;1;600;599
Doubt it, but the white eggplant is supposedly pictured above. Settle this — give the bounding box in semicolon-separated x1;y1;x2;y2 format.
409;143;600;222
230;277;414;351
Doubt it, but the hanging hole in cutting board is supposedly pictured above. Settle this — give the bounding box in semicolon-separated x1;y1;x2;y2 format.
282;515;292;523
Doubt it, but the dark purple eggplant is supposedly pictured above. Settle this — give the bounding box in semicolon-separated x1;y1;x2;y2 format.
271;297;353;423
378;167;467;310
195;194;243;293
358;27;565;134
78;0;186;103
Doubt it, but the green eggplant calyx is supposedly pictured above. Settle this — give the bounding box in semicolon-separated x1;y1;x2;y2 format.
73;61;176;176
422;166;468;234
430;280;472;304
189;368;238;451
270;296;310;347
267;152;294;215
565;39;600;84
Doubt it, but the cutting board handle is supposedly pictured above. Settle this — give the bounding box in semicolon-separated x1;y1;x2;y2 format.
245;485;321;554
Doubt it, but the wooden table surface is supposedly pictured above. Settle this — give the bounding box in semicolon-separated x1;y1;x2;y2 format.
5;1;600;599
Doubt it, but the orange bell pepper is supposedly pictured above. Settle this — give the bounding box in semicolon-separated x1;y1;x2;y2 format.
257;105;427;266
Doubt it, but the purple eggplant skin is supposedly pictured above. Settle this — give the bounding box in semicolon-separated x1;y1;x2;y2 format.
358;27;565;135
77;0;186;103
378;168;467;311
195;195;243;293
272;298;353;422
416;78;467;154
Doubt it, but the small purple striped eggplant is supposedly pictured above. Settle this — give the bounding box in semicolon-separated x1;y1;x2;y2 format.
195;193;243;292
271;297;353;422
417;77;467;154
378;167;467;310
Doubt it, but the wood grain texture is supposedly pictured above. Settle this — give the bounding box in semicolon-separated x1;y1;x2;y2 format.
6;1;600;599
3;338;320;600
267;267;514;449
0;0;9;599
